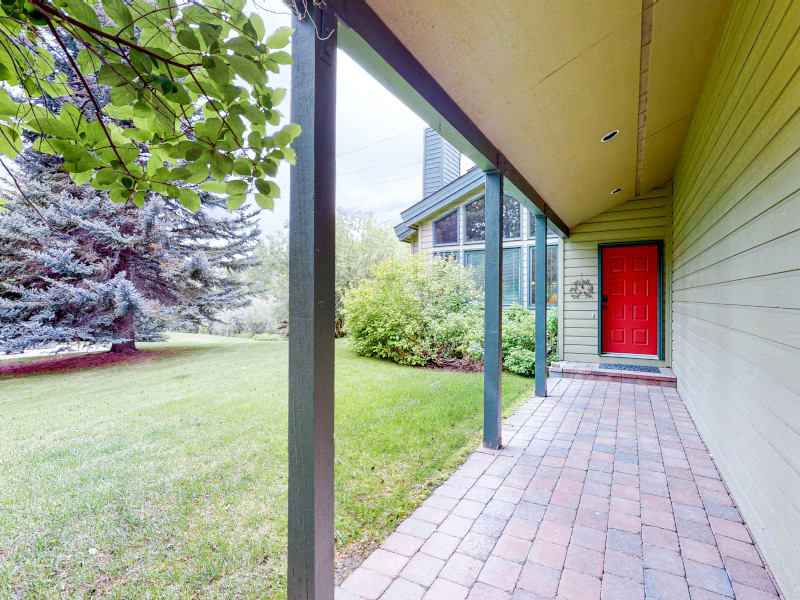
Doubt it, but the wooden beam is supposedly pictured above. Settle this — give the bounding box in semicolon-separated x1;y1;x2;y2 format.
326;0;570;238
288;3;337;599
483;170;503;449
534;214;548;398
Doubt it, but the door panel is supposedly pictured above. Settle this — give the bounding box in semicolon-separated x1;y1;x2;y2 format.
601;244;660;356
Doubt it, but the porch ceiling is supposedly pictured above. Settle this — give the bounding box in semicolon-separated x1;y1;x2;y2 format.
363;0;731;228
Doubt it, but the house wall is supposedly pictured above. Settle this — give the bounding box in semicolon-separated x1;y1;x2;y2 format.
422;128;461;198
560;186;672;366
670;1;800;597
415;188;562;309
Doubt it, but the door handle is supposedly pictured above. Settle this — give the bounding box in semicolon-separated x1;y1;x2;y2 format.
602;305;608;309
601;295;608;302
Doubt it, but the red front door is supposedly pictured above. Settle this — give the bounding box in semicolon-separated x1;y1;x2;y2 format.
600;244;660;357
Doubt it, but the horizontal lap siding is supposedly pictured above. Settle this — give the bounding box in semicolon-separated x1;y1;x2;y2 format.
671;0;800;596
561;187;672;366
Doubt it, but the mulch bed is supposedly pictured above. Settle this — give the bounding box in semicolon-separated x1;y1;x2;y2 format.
420;356;484;373
0;350;171;378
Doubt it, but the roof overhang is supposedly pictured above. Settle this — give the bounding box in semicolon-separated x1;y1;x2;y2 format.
328;0;732;231
331;0;569;237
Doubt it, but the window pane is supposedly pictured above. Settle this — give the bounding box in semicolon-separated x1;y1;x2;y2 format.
503;197;521;239
434;210;458;245
530;245;559;307
546;245;558;306
433;250;459;262
528;212;558;239
502;247;521;305
464;251;485;289
465;197;485;242
465;249;520;305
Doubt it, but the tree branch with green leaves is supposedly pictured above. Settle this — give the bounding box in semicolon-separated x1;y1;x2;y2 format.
0;0;297;213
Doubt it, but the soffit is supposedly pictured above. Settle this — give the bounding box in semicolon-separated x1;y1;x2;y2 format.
363;0;732;228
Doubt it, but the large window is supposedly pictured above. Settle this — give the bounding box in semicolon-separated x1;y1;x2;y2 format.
433;209;458;245
463;247;522;306
503;197;522;240
465;197;485;243
464;196;522;243
528;212;559;239
432;250;460;262
528;244;559;307
503;247;522;304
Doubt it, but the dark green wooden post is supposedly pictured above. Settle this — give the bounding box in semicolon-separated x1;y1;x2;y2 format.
483;170;503;449
288;4;337;599
534;213;548;397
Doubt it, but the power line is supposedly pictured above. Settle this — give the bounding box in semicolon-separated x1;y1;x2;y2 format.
336;128;424;157
338;159;422;178
338;172;420;194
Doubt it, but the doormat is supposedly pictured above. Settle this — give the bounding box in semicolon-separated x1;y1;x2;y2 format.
599;363;660;373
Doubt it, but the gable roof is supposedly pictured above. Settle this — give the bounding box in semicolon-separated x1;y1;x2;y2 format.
394;167;484;241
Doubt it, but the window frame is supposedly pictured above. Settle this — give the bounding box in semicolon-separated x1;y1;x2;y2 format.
432;249;460;262
463;194;524;244
502;195;523;242
527;242;559;309
502;246;523;306
527;211;559;240
462;246;523;307
432;207;460;247
463;196;486;245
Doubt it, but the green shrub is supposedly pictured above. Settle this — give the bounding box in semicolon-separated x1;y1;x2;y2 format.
502;304;537;357
546;308;559;365
343;255;480;365
504;347;537;376
343;255;559;375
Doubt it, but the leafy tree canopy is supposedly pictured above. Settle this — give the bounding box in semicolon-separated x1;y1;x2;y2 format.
246;211;409;335
0;0;296;213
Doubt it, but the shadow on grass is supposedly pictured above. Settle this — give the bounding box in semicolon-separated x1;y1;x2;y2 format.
0;348;200;379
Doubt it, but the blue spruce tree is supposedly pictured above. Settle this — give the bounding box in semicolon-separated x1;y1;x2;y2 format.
0;163;260;353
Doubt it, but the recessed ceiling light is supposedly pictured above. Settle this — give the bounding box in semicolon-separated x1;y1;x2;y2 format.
601;130;620;142
611;187;623;194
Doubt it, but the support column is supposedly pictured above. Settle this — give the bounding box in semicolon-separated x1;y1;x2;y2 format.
288;4;337;599
534;214;548;397
483;170;503;449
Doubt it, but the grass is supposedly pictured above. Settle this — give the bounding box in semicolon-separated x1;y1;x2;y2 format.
0;334;534;599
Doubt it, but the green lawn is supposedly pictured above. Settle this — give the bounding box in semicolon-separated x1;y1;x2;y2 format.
0;334;534;599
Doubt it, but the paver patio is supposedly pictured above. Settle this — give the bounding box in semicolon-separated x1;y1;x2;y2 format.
336;378;782;600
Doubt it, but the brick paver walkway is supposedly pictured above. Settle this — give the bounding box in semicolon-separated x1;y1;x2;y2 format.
336;378;782;600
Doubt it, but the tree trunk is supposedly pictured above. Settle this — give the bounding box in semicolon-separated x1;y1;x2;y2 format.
110;311;137;353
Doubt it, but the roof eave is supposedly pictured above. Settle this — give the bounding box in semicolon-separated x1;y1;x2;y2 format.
329;0;570;238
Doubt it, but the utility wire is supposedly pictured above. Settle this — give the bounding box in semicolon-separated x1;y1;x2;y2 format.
338;158;422;178
336;128;424;157
338;172;420;194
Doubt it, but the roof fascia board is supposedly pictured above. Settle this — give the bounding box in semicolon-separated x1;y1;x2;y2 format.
394;172;550;243
399;168;484;224
329;2;569;238
394;225;415;240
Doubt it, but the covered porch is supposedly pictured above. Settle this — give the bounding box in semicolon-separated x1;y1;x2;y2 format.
337;379;780;599
286;0;800;598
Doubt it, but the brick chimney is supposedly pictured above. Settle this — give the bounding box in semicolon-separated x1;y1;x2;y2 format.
423;128;461;198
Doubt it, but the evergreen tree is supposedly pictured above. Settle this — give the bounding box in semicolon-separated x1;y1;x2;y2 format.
0;163;260;353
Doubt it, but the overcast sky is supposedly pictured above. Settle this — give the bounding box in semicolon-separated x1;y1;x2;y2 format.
252;1;469;237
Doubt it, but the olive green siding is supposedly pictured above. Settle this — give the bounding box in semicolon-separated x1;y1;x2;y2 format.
560;186;672;366
671;1;800;597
